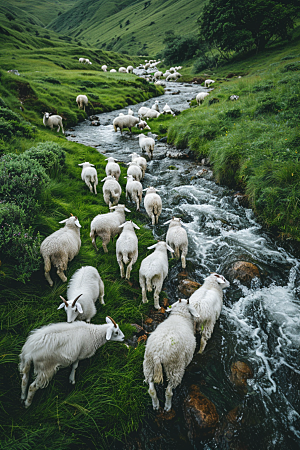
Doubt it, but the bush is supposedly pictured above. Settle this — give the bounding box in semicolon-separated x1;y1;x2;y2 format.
25;141;65;172
0;107;36;139
225;108;241;119
282;62;300;72
42;77;61;84
0;201;27;227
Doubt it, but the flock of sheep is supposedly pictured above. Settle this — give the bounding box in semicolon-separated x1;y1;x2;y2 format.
21;62;227;412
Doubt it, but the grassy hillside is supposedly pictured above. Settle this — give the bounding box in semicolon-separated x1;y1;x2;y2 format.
48;0;203;56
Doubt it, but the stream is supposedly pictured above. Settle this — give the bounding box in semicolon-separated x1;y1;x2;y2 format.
66;82;300;450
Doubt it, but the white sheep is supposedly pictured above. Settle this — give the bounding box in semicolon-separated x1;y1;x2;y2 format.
101;65;107;71
127;161;143;182
127;65;133;73
90;204;130;252
119;67;127;73
40;215;81;286
137;120;151;131
151;100;160;112
79;58;92;64
166;72;181;82
43;112;64;134
189;273;230;353
78;162;98;194
129;152;147;178
113;115;139;134
139;241;174;309
164;217;188;269
143;299;199;411
138;133;155;159
57;266;105;323
143;186;162;225
105;157;121;181
154;80;166;87
145;109;161;119
196;92;209;105
204;79;215;87
128;108;134;115
76;95;88;111
101;175;122;208
162;103;174;115
125;174;143;210
110;69;117;73
116;221;139;279
138;106;150;118
153;71;163;80
19;317;124;408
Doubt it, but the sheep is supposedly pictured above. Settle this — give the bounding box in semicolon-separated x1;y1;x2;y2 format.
128;108;134;115
78;162;98;194
116;221;139;279
101;65;107;72
139;241;174;309
76;95;88;111
127;65;133;73
79;58;92;64
189;273;230;353
164;217;188;269
154;80;166;87
154;71;163;80
166;72;181;82
110;69;117;73
138;106;150;118
162;103;174;115
143;186;162;225
101;175;122;208
125;174;143;210
19;317;124;408
57;266;105;323
40;215;81;286
143;299;199;411
127;161;143;181
196;92;209;105
113;115;139;134
105;157;121;181
90;204;130;252
43;112;64;134
145;109;161;119
119;67;127;73
137;120;151;131
151;100;160;112
129;152;147;177
138;133;155;159
204;79;215;87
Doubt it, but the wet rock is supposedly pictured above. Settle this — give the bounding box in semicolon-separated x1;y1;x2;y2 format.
172;108;181;116
226;73;236;78
7;69;20;76
70;134;76;137
195;168;214;180
183;384;219;443
89;115;99;121
159;136;167;143
192;77;205;84
68;128;75;132
234;192;249;208
171;90;181;95
144;317;153;325
90;121;100;126
178;279;201;297
166;150;190;159
215;405;251;450
228;261;260;285
155;408;176;422
230;361;254;393
200;157;210;165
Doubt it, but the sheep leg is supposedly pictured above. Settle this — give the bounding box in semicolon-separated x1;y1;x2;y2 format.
57;269;67;283
57;125;60;133
153;285;162;310
126;259;133;280
69;360;79;384
164;383;173;412
149;381;160;410
20;361;31;401
151;214;155;226
199;322;213;354
86;180;93;193
102;239;109;253
118;258;125;278
93;183;97;195
140;276;148;303
44;255;53;286
24;380;39;408
181;249;187;269
90;231;98;251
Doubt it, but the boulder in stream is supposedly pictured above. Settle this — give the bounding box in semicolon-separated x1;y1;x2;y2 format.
178;279;201;297
229;361;254;393
228;261;260;286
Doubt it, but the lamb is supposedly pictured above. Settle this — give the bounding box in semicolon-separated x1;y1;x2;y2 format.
76;95;88;111
43;112;64;134
139;241;174;309
127;161;143;181
189;273;230;353
143;299;199;411
196;92;209;105
143;186;162;225
129;152;147;177
101;175;122;208
119;67;127;73
78;162;98;194
105;157;121;181
151;100;160;112
113;115;139;134
90;204;130;252
40;215;81;286
204;79;215;87
127;65;134;73
125;174;143;210
137;120;151;131
19;317;124;408
164;217;188;269
116;221;139;279
101;65;107;71
138;133;155;160
57;266;105;323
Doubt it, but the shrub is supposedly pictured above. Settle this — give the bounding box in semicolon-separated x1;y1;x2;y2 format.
0;107;35;139
81;80;96;88
225;108;241;119
25;141;65;170
42;77;61;84
0;201;27;227
282;62;300;72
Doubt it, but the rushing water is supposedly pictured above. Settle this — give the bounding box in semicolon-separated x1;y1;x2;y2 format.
67;82;300;450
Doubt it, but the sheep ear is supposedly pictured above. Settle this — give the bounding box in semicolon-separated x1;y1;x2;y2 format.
212;273;226;284
90;163;95;167
78;163;84;166
147;243;157;250
142;188;148;191
166;244;174;253
106;326;113;340
124;207;131;212
188;304;200;318
132;222;140;230
59;218;69;224
119;223;125;228
74;218;81;228
76;303;83;314
57;303;65;310
163;219;172;225
101;178;107;182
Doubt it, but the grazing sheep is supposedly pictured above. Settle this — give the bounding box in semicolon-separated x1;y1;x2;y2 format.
119;67;127;73
189;273;230;353
139;241;174;309
105;157;121;181
138;133;155;160
129;152;147;177
164;217;188;269
110;69;117;73
151;100;159;112
143;187;162;225
90;204;130;252
43;112;64;134
58;266;105;323
19;317;124;408
79;58;92;64
125;175;143;210
162;103;174;115
40;215;81;286
138;106;150;118
143;299;199;411
196;92;209;105
127;161;143;182
113;115;139;134
101;65;107;72
166;72;181;82
116;221;139;279
101;175;122;208
145;109;161;119
137;120;151;131
78;162;98;195
127;65;134;73
204;79;215;87
76;95;88;111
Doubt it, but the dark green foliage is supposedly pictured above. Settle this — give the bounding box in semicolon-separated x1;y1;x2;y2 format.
224;108;241;119
42;76;61;84
281;61;300;72
0;201;27;227
24;142;65;175
0;107;35;140
161;31;200;64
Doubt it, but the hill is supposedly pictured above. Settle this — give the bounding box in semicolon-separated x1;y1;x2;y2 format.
48;0;204;56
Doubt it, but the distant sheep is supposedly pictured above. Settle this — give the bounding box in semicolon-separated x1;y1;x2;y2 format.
76;95;88;111
164;217;188;269
137;120;151;131
119;67;127;73
101;65;107;72
151;100;159;112
116;221;139;279
127;66;134;73
127;161;143;182
78;162;98;195
43;112;64;134
204;79;215;87
79;58;92;64
138;133;155;160
105;157;121;181
125;174;143;210
101;175;122;208
129;152;147;178
110;69;117;73
196;92;209;105
143;186;162;225
113;115;139;134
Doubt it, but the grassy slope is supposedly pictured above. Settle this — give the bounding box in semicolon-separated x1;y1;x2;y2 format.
48;0;203;56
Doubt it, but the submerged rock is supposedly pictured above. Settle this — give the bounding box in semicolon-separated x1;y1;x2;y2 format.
90;121;100;126
229;361;254;392
228;261;260;285
178;279;201;297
